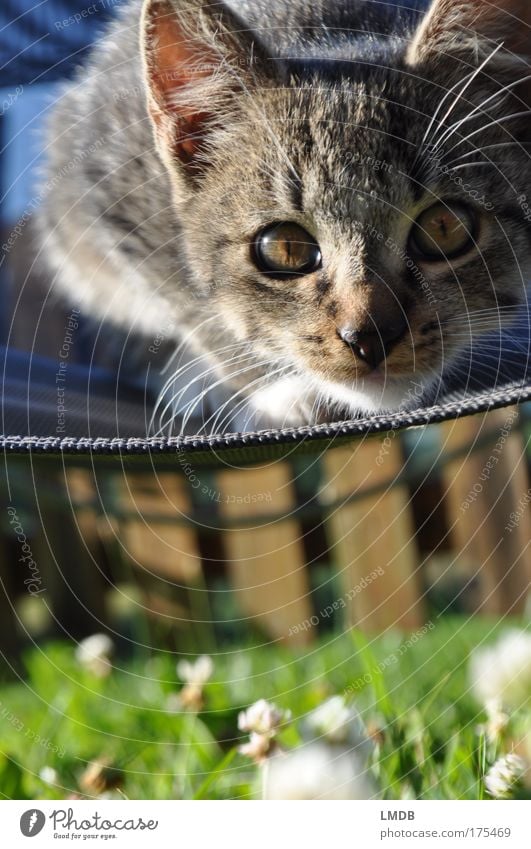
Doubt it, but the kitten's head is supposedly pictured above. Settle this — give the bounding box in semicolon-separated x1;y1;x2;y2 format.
141;0;531;417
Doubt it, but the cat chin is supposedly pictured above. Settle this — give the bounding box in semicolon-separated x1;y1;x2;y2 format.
248;372;432;430
315;375;430;418
249;376;318;429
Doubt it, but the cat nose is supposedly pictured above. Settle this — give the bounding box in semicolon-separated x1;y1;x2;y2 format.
339;329;386;369
338;321;407;369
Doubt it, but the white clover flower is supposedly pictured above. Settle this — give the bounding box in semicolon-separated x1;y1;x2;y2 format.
79;758;124;796
469;631;531;711
76;633;113;664
75;634;114;678
177;655;214;686
238;699;290;736
483;699;510;745
485;754;527;799
263;742;378;800
305;696;374;762
174;656;214;711
238;731;275;764
39;767;59;786
238;700;291;764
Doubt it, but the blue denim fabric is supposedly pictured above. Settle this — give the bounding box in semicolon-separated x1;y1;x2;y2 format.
0;1;428;87
0;0;124;87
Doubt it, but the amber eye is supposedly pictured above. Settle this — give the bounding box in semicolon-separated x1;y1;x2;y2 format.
409;202;477;261
253;222;322;277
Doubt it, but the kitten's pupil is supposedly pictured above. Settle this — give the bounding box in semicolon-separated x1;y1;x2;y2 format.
284;237;292;262
410;202;477;261
253;222;322;277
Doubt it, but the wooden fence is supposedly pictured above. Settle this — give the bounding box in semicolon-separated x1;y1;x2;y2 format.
1;405;530;659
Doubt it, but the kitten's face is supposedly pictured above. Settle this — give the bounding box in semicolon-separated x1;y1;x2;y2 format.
181;79;531;413
143;0;531;417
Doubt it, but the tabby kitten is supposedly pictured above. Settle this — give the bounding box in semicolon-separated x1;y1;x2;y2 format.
37;0;531;431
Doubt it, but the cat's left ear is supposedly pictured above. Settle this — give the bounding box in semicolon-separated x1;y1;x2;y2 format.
406;0;531;75
141;0;275;179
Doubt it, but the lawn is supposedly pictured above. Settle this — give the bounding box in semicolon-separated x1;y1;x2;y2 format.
0;617;529;800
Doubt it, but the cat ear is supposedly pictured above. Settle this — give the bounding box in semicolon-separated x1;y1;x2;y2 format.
141;0;273;174
406;0;531;67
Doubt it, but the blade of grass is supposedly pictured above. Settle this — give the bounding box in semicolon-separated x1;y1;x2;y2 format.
350;630;393;717
193;748;238;800
419;672;452;719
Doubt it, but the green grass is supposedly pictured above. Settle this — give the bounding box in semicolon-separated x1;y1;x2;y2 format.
0;617;525;800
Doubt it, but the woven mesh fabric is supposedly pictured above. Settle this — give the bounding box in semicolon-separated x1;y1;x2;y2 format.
1;339;530;463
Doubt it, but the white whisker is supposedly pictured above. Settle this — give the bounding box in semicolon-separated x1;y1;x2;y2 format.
417;43;504;161
444;140;531;169
431;70;531;157
440;109;531;162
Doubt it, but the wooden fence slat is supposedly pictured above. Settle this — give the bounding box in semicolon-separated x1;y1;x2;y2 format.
47;469;108;635
115;473;202;584
218;464;313;646
322;438;425;631
441;407;531;616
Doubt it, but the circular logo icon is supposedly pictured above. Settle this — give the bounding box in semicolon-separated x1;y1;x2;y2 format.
20;810;46;837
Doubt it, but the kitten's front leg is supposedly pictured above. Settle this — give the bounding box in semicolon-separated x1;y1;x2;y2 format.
250;376;319;429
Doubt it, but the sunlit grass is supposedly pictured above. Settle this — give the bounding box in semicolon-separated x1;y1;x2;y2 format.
0;617;528;800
